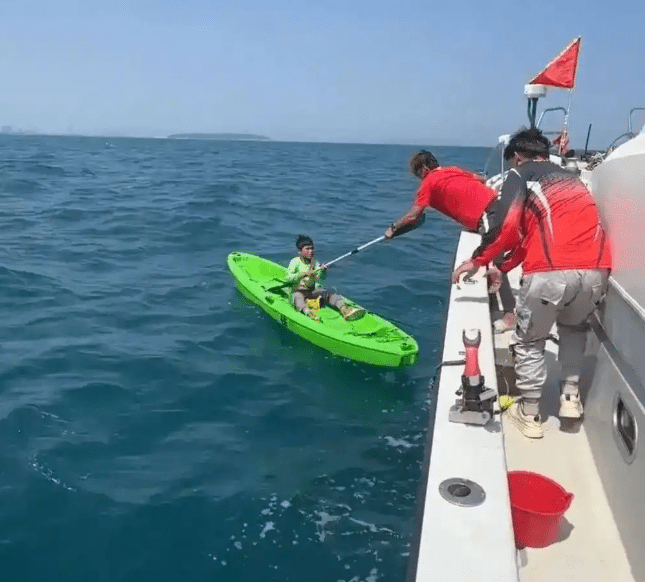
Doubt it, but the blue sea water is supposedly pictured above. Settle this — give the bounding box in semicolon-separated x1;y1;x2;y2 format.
0;135;490;581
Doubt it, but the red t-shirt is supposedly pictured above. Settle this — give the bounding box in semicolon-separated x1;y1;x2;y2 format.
414;167;497;231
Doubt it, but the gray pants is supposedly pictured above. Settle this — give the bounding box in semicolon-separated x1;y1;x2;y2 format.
511;269;609;402
293;288;345;312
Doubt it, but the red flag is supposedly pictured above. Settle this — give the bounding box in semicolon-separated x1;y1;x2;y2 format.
528;37;581;89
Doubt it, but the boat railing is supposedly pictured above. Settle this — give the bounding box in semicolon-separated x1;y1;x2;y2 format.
536;106;568;136
484;106;645;182
606;107;645;151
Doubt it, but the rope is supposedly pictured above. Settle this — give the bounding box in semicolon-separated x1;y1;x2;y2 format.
427;359;466;392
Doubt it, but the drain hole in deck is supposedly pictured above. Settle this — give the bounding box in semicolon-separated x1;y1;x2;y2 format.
448;483;471;497
439;478;486;507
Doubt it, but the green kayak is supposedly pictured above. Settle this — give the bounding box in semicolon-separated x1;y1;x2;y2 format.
227;252;418;367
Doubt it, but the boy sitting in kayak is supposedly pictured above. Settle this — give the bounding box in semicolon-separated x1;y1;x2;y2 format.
286;235;365;321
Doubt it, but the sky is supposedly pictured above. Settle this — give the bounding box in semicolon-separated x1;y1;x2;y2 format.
1;0;644;148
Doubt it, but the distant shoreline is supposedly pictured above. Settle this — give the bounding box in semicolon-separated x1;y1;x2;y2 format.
0;133;511;148
166;133;270;141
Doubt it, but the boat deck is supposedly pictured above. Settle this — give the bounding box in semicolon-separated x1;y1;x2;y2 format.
411;231;636;581
494;268;635;581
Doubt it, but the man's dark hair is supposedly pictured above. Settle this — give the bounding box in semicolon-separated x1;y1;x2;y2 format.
296;234;314;250
508;128;550;158
409;150;439;178
503;143;515;160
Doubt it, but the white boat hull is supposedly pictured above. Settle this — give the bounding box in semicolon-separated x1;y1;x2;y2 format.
583;131;645;581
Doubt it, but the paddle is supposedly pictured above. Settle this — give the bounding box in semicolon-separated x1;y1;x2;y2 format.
323;235;385;268
266;214;426;292
264;238;383;294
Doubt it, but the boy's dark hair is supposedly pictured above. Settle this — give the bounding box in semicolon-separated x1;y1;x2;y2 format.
508;128;550;158
296;234;314;250
409;150;439;178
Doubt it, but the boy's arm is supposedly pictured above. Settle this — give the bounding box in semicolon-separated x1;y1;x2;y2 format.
315;260;327;281
285;259;302;284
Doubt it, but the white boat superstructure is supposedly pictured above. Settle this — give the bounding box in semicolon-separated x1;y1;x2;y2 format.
580;124;645;581
408;97;645;579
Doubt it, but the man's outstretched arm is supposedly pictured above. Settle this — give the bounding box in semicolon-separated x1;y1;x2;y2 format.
385;205;425;239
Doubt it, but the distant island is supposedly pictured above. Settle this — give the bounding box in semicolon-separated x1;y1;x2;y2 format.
166;133;270;141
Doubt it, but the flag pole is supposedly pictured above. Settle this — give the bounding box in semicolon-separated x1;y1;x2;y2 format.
558;88;574;154
564;37;581;146
564;89;573;127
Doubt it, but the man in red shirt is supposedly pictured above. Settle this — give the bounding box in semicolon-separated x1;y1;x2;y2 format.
385;150;497;238
385;150;517;329
453;128;611;438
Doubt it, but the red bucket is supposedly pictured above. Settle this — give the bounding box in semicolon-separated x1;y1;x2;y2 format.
507;470;574;549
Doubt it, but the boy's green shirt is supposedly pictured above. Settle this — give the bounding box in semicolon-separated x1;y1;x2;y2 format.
286;257;327;291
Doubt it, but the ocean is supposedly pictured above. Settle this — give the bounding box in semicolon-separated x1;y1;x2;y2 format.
0;135;490;581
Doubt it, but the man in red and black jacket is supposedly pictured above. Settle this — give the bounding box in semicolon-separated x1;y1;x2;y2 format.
453;128;611;439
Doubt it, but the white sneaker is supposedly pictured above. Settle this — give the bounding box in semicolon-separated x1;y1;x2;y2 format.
342;307;366;321
506;401;544;439
559;393;583;419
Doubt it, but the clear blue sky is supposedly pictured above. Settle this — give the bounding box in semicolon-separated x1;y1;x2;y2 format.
2;0;643;148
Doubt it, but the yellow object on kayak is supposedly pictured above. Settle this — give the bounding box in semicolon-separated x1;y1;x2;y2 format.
499;395;515;410
306;297;321;317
